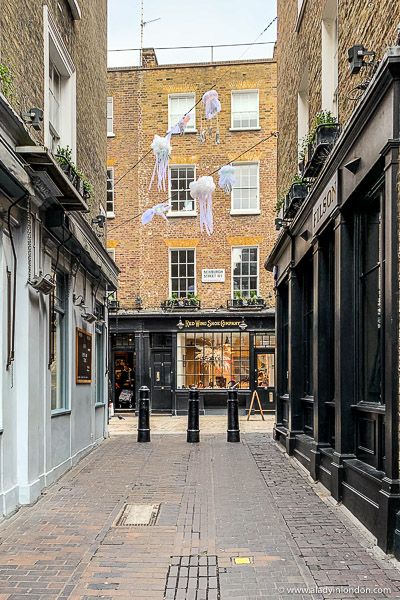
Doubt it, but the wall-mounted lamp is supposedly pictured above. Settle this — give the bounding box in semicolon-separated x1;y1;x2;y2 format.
348;45;376;75
21;107;44;131
177;318;184;330
92;214;106;228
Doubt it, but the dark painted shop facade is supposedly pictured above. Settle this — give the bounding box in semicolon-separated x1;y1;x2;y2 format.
109;310;275;414
266;50;400;555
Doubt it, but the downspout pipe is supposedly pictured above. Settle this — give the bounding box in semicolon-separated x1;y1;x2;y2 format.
6;193;29;368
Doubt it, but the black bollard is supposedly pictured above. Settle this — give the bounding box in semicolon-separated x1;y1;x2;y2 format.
187;388;200;443
227;389;240;442
137;386;151;443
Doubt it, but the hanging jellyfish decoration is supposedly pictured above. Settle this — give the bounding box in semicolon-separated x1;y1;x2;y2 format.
169;114;191;135
202;90;221;120
218;165;236;194
189;176;215;236
200;90;221;145
141;201;169;225
149;134;172;192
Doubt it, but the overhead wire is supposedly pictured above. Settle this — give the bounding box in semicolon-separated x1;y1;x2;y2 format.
108;16;278;234
108;132;278;233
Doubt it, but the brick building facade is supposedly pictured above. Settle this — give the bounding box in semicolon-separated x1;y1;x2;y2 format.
267;0;400;555
0;1;117;518
107;51;277;414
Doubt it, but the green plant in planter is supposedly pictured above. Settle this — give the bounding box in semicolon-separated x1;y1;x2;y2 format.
298;110;337;162
56;146;94;199
187;293;200;306
276;174;309;215
0;64;13;98
56;145;73;167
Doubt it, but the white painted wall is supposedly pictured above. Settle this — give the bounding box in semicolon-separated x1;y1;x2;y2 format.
0;206;109;517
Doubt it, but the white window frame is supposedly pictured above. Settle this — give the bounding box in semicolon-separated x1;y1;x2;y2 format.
51;271;69;414
231;246;259;299
169;248;196;298
230;161;260;215
230;90;260;131
106;167;115;218
43;6;76;159
107;96;115;137
321;0;339;117
168;164;197;217
168;93;196;132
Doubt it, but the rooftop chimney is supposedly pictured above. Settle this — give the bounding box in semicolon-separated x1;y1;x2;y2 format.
141;48;158;68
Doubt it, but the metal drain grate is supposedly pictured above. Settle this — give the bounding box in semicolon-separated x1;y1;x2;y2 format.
115;503;160;526
164;555;220;599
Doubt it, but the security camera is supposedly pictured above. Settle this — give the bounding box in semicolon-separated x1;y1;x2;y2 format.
92;214;106;228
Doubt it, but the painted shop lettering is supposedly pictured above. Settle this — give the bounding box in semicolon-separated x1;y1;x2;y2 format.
312;176;338;234
184;319;242;329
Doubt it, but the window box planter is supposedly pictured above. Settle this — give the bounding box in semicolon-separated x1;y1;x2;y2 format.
302;123;340;178
227;298;266;310
108;299;119;311
161;298;201;311
283;182;309;219
55;154;87;200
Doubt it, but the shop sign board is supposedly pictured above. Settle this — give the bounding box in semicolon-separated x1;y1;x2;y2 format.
76;327;92;384
312;174;338;235
202;269;225;283
182;319;244;329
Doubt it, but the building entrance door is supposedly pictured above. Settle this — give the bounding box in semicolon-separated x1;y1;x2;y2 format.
254;350;275;411
151;351;173;411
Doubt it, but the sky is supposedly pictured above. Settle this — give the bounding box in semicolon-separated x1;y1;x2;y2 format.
107;0;277;68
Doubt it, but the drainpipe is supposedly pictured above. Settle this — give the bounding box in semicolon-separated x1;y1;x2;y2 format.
6;194;29;368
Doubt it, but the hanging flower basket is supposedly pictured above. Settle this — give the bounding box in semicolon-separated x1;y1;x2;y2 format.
302;123;341;178
283;182;309;219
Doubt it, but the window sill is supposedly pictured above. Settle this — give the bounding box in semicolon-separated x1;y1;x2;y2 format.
95;402;106;408
51;409;71;418
107;212;115;219
107;132;116;138
230;210;261;216
167;211;197;218
229;127;261;132
170;129;198;134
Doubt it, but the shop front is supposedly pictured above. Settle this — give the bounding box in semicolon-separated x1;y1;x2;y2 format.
266;50;400;555
109;311;275;415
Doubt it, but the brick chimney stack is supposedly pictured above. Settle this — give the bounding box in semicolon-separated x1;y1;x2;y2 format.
141;48;158;68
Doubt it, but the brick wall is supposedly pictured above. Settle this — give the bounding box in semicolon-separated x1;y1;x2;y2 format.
276;0;400;197
0;0;107;218
107;57;277;311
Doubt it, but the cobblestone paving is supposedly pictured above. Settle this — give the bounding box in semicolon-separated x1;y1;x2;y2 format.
0;428;399;599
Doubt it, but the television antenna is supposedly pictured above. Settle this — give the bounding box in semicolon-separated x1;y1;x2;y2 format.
140;0;161;64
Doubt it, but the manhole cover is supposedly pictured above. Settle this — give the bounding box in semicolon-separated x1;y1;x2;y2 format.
115;503;160;526
164;555;220;599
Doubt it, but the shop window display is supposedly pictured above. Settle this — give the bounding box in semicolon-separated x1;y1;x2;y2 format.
177;332;250;389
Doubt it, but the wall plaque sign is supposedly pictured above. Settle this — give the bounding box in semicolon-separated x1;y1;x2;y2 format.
312;174;338;234
76;328;92;384
202;269;225;283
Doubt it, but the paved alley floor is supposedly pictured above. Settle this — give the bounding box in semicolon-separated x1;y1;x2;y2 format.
0;420;400;599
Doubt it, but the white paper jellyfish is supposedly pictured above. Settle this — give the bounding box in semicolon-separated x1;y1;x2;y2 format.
149;134;172;192
141;201;169;225
202;90;221;120
218;165;236;194
189;176;216;236
169;114;191;135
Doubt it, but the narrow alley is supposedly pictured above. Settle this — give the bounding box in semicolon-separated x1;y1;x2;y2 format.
0;419;399;599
